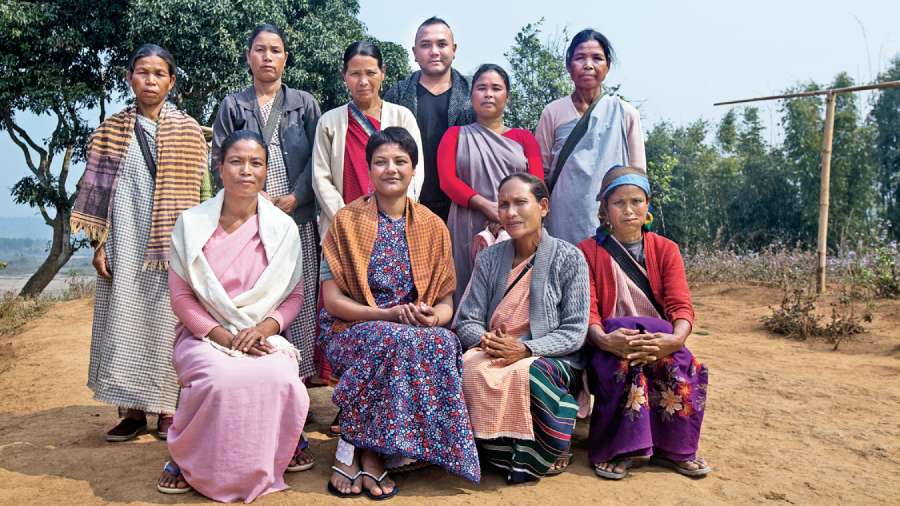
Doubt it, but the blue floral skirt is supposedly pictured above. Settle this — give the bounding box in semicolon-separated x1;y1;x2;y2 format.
321;316;480;483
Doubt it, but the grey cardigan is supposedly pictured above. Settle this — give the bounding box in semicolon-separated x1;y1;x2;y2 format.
455;230;590;369
210;85;322;224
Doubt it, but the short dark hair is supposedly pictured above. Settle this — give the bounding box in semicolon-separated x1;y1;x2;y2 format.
366;127;419;168
498;172;550;204
220;129;267;165
565;28;615;68
128;43;176;76
342;40;383;73
418;16;451;33
472;63;510;92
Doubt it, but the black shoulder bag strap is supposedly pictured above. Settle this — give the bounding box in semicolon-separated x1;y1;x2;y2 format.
259;87;285;147
547;96;601;193
502;256;536;299
600;236;666;317
134;118;157;180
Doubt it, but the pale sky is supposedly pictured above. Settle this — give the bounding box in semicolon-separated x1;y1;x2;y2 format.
2;0;898;217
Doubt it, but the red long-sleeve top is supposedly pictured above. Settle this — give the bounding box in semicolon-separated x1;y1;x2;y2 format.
577;232;695;330
437;126;544;207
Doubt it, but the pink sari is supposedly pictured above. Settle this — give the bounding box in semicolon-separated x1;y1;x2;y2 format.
167;217;309;503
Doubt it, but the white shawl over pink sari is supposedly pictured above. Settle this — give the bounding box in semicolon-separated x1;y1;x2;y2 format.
166;191;309;503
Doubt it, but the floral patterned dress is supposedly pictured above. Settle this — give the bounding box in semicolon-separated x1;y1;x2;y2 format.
319;211;480;483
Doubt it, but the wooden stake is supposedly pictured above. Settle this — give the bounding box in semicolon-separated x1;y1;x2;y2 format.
816;92;837;294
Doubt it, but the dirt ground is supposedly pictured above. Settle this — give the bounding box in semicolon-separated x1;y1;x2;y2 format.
1;284;898;505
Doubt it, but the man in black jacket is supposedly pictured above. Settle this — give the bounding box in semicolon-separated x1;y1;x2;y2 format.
384;16;474;222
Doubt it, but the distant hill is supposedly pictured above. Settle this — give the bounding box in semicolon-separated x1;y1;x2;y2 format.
0;216;52;240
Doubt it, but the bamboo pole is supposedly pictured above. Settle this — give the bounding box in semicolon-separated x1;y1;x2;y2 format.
816;92;837;294
713;79;900;106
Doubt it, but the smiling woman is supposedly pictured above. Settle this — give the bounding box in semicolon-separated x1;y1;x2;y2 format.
318;127;480;498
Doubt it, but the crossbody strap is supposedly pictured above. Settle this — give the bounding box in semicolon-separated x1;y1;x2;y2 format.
259;87;285;146
547;96;601;193
134;118;157;180
600;236;666;317
502;256;536;300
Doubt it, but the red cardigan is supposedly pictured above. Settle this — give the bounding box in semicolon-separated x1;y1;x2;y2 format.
437;125;543;206
577;232;695;330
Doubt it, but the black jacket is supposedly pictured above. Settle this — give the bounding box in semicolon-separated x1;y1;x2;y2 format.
211;84;321;224
383;68;474;127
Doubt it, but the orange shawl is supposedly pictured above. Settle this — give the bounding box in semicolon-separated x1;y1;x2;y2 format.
322;195;456;331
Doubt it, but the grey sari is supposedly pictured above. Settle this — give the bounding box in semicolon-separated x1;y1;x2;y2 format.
448;123;528;303
545;95;630;245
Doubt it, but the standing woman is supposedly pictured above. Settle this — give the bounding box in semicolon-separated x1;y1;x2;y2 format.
534;29;646;245
71;44;207;441
437;64;543;303
210;24;322;392
312;41;424;238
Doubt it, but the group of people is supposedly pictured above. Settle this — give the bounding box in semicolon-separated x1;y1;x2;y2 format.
72;16;710;503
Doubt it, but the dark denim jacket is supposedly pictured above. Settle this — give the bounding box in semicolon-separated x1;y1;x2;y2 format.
211;85;321;224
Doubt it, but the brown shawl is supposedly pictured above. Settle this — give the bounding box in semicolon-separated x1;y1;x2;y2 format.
71;105;207;269
323;195;456;331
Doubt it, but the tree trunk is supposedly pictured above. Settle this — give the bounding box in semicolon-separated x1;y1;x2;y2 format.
18;210;75;298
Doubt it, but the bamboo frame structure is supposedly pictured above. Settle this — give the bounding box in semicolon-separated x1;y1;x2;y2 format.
714;80;900;293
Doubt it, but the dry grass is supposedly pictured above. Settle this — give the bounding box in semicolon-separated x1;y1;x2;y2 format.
0;272;95;337
0;291;51;336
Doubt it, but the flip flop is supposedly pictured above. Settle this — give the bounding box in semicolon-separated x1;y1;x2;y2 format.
286;435;315;472
594;458;633;480
326;465;362;498
360;470;400;501
157;461;193;494
545;451;573;476
650;455;712;478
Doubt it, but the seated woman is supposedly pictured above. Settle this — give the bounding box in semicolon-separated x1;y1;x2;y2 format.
437;63;543;304
156;130;312;502
320;127;480;499
576;166;710;480
455;173;590;484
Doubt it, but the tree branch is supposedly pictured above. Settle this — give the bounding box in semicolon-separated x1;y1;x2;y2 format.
59;143;74;201
37;203;52;226
3;111;48;158
2;112;42;176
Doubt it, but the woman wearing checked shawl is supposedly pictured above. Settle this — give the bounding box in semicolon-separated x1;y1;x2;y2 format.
71;44;207;442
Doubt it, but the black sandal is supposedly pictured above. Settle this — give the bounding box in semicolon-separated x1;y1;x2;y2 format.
327;465;362;498
360;470;400;500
